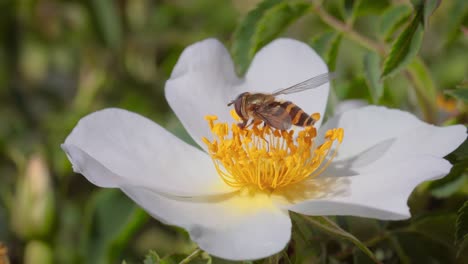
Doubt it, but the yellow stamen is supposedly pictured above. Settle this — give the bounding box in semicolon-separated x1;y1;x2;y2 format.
202;110;344;192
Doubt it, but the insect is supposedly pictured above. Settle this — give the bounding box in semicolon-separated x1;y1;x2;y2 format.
227;72;334;130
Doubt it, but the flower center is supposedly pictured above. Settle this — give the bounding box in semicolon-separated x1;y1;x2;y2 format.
202;110;344;193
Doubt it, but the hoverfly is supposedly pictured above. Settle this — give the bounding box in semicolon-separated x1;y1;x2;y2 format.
227;72;334;130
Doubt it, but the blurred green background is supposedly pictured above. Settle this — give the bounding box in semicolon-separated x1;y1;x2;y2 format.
0;0;466;263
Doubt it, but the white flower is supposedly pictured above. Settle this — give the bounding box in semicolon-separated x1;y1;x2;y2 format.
62;38;467;261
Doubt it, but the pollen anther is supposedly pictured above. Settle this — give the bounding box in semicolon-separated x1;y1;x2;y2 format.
202;113;344;192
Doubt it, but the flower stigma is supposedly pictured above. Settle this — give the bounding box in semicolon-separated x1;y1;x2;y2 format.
202;110;344;194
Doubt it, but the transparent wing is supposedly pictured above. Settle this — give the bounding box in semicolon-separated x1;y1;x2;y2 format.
272;72;335;96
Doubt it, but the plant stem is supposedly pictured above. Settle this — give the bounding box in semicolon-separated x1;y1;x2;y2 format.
303;216;380;263
312;5;387;56
179;248;202;264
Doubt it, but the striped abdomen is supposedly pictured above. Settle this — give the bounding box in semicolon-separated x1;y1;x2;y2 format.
279;101;317;127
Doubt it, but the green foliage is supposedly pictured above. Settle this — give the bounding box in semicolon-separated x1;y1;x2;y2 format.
447;139;468;164
379;5;412;41
88;0;123;50
231;0;310;74
82;189;149;263
310;31;342;71
444;0;468;46
446;88;468;103
429;161;468;198
351;0;390;17
143;250;160;264
456;201;468;247
381;0;442;79
138;249;210;264
406;58;437;122
363;52;383;103
381;5;425;78
409;214;457;246
422;0;441;26
303;215;379;263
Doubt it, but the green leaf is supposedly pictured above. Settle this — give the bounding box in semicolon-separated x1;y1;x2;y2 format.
231;0;310;74
381;0;441;78
381;5;424;78
303;216;379;263
444;0;468;46
428;161;468;198
310;31;338;56
289;214;323;263
379;5;412;41
344;217;382;242
231;0;283;74
395;214;458;262
445;88;468;103
456;201;468;246
410;214;457;247
143;250;161;264
310;31;342;71
446;138;468;164
394;232;454;263
405;57;437;120
88;0;122;50
327;34;342;72
352;0;390;17
151;251;208;264
423;0;441;26
364;52;384;103
353;248;380;264
82;189;149;264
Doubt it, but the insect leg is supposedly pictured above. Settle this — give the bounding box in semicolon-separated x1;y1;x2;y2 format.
237;119;249;129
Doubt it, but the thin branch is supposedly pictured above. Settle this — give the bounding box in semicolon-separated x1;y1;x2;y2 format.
312;5;387;56
179;248;202;264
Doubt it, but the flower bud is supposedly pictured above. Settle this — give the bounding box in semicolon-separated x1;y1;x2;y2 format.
11;154;55;239
24;240;53;264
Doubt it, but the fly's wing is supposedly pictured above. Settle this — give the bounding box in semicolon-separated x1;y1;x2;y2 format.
272;72;335;96
255;104;292;130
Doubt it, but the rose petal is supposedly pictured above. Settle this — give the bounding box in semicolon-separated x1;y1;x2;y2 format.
288;106;466;219
334;99;368;116
165;39;241;149
122;186;291;260
318;106;467;168
62;108;231;196
286;156;452;220
240;38;329;128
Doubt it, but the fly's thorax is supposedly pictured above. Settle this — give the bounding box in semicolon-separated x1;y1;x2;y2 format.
245;93;275;106
244;93;275;119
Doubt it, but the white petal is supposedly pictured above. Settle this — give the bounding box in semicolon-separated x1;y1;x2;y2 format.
165;39;241;149
241;38;329;127
122;186;291;260
334;99;368;115
287;156;452;220
62;108;231;196
318;106;467;167
288;106;466;220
